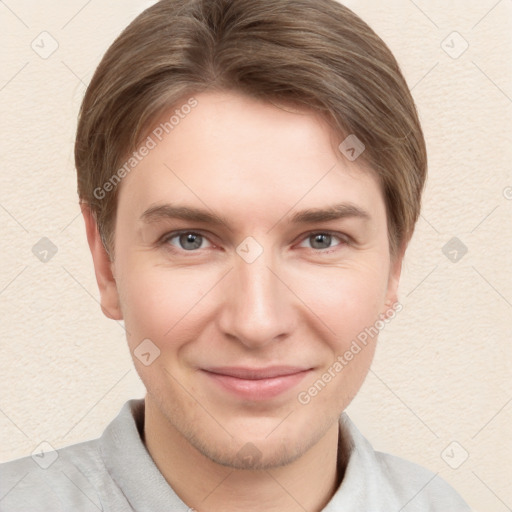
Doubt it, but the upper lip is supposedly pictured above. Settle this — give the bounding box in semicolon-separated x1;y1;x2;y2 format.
202;366;312;380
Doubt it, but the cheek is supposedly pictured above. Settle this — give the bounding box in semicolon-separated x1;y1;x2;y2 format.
289;259;390;347
117;261;213;350
293;262;389;410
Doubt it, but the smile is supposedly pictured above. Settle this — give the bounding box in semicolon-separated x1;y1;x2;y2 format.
200;366;313;400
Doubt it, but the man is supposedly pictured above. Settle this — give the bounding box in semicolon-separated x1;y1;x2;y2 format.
0;0;471;510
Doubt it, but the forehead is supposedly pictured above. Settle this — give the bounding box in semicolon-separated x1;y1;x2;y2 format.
116;91;385;225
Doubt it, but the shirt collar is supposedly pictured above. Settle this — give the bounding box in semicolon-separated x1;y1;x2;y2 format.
100;399;189;511
99;398;390;511
323;413;396;510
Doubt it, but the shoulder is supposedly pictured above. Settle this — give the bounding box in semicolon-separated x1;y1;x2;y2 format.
0;438;107;512
374;450;471;511
0;400;144;511
337;413;472;511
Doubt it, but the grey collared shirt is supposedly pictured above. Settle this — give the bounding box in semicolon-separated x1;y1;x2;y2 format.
0;399;471;511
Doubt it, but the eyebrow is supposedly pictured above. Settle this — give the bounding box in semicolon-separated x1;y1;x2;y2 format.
290;203;370;224
140;202;371;227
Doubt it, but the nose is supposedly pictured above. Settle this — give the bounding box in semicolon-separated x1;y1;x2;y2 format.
216;244;296;349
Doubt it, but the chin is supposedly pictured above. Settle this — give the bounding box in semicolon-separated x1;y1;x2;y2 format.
191;431;307;470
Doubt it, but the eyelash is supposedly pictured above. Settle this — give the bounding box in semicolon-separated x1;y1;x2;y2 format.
158;230;351;255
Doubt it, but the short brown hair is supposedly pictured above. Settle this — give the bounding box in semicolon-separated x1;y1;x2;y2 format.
75;0;427;259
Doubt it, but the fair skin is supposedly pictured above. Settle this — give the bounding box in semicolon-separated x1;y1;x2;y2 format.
83;91;404;512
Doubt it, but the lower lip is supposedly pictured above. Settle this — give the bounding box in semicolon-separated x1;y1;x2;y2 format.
202;370;311;401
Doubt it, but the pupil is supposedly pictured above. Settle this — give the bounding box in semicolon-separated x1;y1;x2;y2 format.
180;233;201;250
313;234;330;249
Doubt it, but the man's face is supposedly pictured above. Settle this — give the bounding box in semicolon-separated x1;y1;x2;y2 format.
102;91;401;469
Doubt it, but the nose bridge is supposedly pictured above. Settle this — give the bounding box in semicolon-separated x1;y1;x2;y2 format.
218;240;293;347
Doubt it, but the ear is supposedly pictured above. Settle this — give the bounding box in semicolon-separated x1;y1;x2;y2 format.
81;203;123;320
382;242;406;316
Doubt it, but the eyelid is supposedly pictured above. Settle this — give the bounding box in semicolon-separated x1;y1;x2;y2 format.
159;228;351;254
295;230;351;249
159;229;216;249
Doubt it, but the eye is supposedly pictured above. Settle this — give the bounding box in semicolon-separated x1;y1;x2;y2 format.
159;230;349;255
298;232;348;251
161;231;214;251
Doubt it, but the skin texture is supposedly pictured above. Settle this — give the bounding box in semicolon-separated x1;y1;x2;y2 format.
83;90;404;512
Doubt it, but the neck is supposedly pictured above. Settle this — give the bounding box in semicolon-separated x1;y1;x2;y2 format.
143;399;346;512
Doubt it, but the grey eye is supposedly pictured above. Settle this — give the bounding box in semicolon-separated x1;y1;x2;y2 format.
178;232;204;250
309;233;334;250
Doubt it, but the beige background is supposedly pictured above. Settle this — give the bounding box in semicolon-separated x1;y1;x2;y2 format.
1;1;511;510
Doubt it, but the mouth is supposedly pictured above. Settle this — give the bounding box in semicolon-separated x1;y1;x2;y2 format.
200;366;313;400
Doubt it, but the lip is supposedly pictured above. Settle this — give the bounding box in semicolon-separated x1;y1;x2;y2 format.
201;366;312;400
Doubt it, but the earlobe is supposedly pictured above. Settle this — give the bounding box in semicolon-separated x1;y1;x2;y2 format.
383;244;406;314
81;202;123;321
